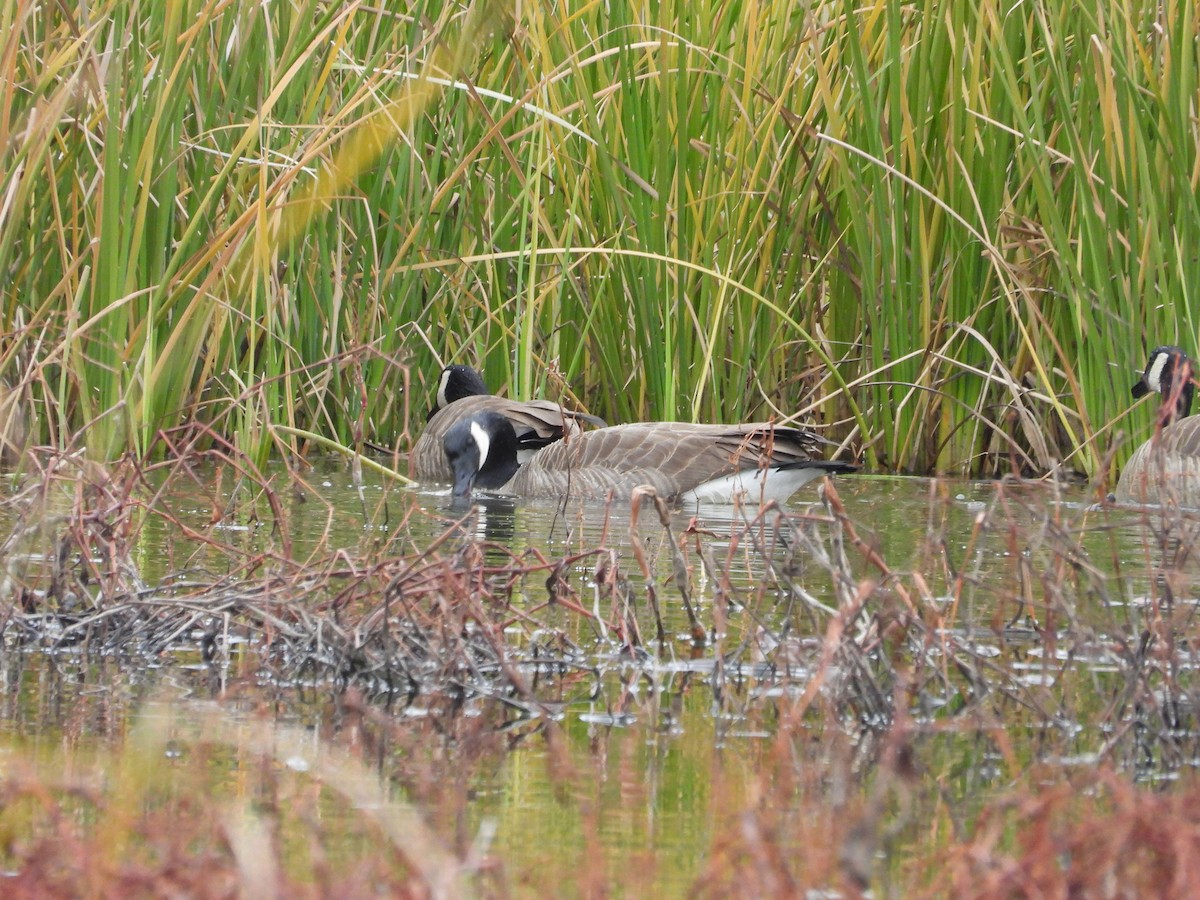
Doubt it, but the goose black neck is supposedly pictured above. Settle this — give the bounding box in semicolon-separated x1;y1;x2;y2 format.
1169;379;1194;423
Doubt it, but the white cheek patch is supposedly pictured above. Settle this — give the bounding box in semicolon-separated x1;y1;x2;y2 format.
436;368;454;409
470;420;491;468
1146;352;1170;394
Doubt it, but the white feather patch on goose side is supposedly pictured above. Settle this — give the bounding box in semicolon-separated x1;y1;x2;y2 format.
681;465;833;504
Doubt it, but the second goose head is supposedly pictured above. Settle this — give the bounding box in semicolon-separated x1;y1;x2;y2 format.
428;365;490;421
1131;345;1193;423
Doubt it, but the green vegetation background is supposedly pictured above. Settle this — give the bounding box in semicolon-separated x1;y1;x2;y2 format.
3;0;1197;479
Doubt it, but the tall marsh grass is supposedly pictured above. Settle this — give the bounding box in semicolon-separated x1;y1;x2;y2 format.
2;0;1197;477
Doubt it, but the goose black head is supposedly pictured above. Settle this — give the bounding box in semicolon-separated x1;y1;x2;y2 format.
443;411;521;498
428;365;490;422
1133;346;1194;424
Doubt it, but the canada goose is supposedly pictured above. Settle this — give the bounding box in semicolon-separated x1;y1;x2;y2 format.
1114;345;1200;505
410;366;605;482
427;364;489;420
443;410;857;503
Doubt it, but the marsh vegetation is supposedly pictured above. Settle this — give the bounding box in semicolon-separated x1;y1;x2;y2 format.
2;0;1200;895
4;0;1196;476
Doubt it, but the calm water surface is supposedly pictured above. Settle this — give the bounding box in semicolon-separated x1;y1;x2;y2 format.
3;460;1196;893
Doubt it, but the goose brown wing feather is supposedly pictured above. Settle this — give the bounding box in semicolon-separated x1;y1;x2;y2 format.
1115;417;1200;505
506;422;827;500
498;398;606;436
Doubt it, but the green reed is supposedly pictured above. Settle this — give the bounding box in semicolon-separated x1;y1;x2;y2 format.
1;0;1197;477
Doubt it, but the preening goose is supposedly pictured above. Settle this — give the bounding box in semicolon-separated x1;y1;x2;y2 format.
443;410;857;503
1114;346;1200;505
410;366;605;483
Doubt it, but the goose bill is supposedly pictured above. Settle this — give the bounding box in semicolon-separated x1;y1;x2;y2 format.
450;451;479;497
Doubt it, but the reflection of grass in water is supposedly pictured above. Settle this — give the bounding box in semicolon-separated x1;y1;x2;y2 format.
7;452;1200;892
0;696;469;895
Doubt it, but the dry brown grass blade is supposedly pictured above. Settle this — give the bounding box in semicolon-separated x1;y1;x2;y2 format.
136;702;473;899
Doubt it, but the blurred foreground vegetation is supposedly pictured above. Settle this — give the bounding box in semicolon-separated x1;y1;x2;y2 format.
2;0;1198;478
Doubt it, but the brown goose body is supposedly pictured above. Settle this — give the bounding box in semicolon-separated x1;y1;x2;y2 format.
1114;418;1200;505
1114;346;1200;506
410;394;603;483
444;413;857;503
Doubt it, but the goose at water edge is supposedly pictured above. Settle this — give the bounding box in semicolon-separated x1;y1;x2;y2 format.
409;365;605;483
1114;345;1200;506
443;410;858;503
